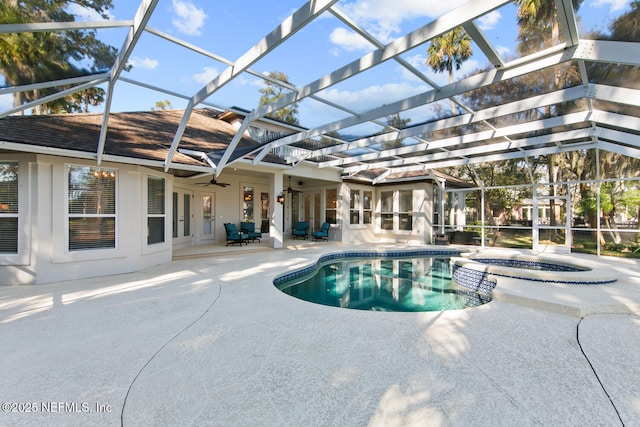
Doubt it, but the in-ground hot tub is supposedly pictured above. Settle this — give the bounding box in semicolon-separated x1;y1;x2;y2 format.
451;253;617;291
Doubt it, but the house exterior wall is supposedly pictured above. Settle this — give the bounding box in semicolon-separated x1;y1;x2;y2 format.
1;155;173;285
0;152;438;285
341;182;434;245
182;173;273;246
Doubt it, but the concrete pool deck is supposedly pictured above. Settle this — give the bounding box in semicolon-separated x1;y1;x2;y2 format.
1;244;639;426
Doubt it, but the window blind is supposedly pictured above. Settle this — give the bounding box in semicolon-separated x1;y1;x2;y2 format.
147;176;165;244
0;162;19;253
68;166;117;251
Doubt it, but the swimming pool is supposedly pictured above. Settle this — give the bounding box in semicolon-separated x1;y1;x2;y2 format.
274;250;492;312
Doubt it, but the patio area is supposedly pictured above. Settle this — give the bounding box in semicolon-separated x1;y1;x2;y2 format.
0;244;639;426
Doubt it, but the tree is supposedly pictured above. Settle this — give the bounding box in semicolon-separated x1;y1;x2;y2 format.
258;71;299;125
514;0;583;231
440;1;639;250
0;0;120;114
586;1;640;90
382;113;410;149
426;27;472;115
43;87;106;114
609;0;640;42
151;99;173;111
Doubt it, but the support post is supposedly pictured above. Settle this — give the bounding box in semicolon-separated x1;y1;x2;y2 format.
271;172;284;249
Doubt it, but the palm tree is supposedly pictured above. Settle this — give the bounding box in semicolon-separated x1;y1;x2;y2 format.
426;27;472;115
515;0;560;53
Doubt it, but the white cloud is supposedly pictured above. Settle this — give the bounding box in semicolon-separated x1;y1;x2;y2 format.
329;27;376;52
172;0;207;36
66;4;114;21
340;0;468;28
477;10;502;31
589;0;630;12
192;67;219;84
331;0;468;53
495;45;512;58
129;57;159;70
320;82;428;111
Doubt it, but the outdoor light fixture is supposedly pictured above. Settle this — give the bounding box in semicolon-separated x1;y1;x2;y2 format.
277;193;285;204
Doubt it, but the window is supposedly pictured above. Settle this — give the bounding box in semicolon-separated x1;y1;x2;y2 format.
325;188;337;224
399;190;413;231
349;189;360;224
381;191;393;230
68;166;116;251
433;186;441;229
380;189;413;232
243;186;254;221
349;189;373;225
0;162;19;254
363;190;372;224
147;176;165;245
260;192;269;233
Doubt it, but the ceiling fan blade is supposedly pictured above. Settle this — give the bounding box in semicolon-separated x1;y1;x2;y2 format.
197;178;230;187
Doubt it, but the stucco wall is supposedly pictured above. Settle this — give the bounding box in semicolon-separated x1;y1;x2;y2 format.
0;152;438;285
0;155;173;285
341;182;434;245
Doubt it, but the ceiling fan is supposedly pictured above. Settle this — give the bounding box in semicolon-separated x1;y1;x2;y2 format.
196;177;231;188
285;176;302;194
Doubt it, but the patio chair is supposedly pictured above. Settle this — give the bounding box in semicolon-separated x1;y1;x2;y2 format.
240;221;262;242
224;223;248;246
311;222;330;241
292;221;309;239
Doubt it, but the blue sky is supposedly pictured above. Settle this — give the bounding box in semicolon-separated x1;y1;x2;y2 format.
1;0;633;131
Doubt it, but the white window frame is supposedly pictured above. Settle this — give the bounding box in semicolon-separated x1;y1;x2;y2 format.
398;189;413;232
378;188;414;234
325;188;338;225
349;188;373;227
66;165;118;252
380;190;394;231
0;157;30;266
349;188;360;225
147;175;166;246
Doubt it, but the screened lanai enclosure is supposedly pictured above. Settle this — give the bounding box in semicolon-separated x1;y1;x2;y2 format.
1;0;639;259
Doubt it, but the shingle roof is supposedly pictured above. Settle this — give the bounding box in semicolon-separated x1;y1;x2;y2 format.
0;108;269;169
343;167;473;188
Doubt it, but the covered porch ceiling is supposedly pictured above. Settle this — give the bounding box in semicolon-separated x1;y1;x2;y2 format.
1;0;638;182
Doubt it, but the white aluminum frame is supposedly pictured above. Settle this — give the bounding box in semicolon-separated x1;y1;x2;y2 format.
0;0;638;179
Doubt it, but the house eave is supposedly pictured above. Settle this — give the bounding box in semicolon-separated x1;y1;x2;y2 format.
0;140;214;173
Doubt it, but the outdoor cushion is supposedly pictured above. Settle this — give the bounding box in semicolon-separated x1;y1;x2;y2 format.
224;223;248;246
240;221;262;242
292;221;308;239
312;222;330;241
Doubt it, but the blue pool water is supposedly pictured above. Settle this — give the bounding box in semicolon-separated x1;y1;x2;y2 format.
275;254;492;312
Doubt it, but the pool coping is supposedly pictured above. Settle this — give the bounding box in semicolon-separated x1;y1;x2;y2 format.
451;253;617;285
454;247;640;317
